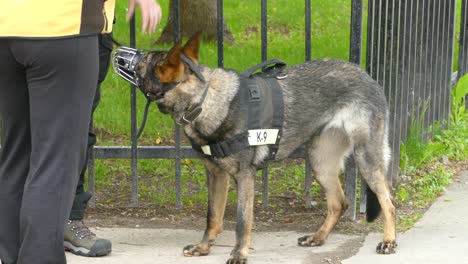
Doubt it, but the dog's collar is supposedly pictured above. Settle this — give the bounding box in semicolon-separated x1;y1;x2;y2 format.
177;82;209;125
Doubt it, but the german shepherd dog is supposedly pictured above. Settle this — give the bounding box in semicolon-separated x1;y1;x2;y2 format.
131;33;396;263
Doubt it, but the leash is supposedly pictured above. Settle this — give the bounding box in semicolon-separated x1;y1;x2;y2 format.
110;38;154;141
134;98;152;140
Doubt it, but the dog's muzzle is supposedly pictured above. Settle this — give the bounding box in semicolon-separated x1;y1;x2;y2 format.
112;46;145;86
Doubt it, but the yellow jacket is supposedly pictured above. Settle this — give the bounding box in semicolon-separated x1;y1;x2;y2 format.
0;0;115;38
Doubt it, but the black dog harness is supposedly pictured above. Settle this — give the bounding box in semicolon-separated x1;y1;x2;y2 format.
112;47;287;159
195;59;287;160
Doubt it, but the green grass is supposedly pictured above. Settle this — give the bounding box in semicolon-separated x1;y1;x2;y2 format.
395;75;468;229
400;75;468;175
90;1;468;209
95;0;354;141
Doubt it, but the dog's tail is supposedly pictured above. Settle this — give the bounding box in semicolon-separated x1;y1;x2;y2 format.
366;187;381;222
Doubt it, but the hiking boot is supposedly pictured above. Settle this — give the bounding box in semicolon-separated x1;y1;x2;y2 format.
64;220;112;257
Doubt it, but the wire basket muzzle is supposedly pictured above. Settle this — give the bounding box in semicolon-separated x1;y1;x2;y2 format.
112;46;145;86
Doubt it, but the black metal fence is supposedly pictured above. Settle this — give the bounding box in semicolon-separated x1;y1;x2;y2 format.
83;0;468;219
367;0;457;181
1;0;466;221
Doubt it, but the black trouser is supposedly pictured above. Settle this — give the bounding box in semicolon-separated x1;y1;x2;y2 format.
69;33;113;220
0;36;98;264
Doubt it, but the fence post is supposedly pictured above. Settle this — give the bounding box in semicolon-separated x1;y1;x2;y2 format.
130;15;139;207
260;0;270;208
88;120;96;208
304;157;313;209
302;0;314;209
344;0;363;221
459;0;468;110
305;0;312;61
349;0;362;65
173;0;183;209
217;0;224;68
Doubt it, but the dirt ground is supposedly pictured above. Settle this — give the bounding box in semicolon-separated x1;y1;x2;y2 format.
84;160;467;241
85;193;371;237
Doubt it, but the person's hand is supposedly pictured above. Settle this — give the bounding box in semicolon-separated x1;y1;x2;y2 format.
126;0;162;33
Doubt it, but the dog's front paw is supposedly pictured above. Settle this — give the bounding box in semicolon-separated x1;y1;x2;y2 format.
376;241;397;254
226;255;247;264
297;234;325;247
183;244;210;257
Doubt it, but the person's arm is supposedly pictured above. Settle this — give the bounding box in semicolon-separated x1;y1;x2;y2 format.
126;0;162;33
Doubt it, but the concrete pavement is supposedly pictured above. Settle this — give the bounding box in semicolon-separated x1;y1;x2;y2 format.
342;170;468;264
66;170;468;264
66;229;361;264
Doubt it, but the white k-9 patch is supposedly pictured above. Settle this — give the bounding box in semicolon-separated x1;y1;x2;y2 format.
247;129;279;145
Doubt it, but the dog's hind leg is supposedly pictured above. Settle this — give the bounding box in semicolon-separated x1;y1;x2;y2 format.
298;127;350;247
183;161;230;257
354;143;396;254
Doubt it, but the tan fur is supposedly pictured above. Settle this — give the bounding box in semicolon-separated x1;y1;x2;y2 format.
183;161;230;257
181;32;200;63
298;127;350;246
368;170;396;244
156;44;185;83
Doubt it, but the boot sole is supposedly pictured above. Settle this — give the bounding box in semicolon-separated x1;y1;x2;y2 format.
64;241;111;257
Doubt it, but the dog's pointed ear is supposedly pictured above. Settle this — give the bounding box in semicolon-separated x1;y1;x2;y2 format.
182;32;201;64
156;42;185;83
167;41;182;66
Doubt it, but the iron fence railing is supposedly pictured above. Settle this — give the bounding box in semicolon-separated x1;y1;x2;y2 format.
366;0;456;183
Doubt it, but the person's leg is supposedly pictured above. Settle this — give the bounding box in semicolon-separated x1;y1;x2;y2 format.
67;88;98;222
70;33;112;220
10;36;98;264
65;33;113;257
0;40;31;264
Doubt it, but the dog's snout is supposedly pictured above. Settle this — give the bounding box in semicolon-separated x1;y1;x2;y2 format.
112;47;147;86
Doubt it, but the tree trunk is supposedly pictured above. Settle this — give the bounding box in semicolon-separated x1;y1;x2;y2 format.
156;0;234;44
